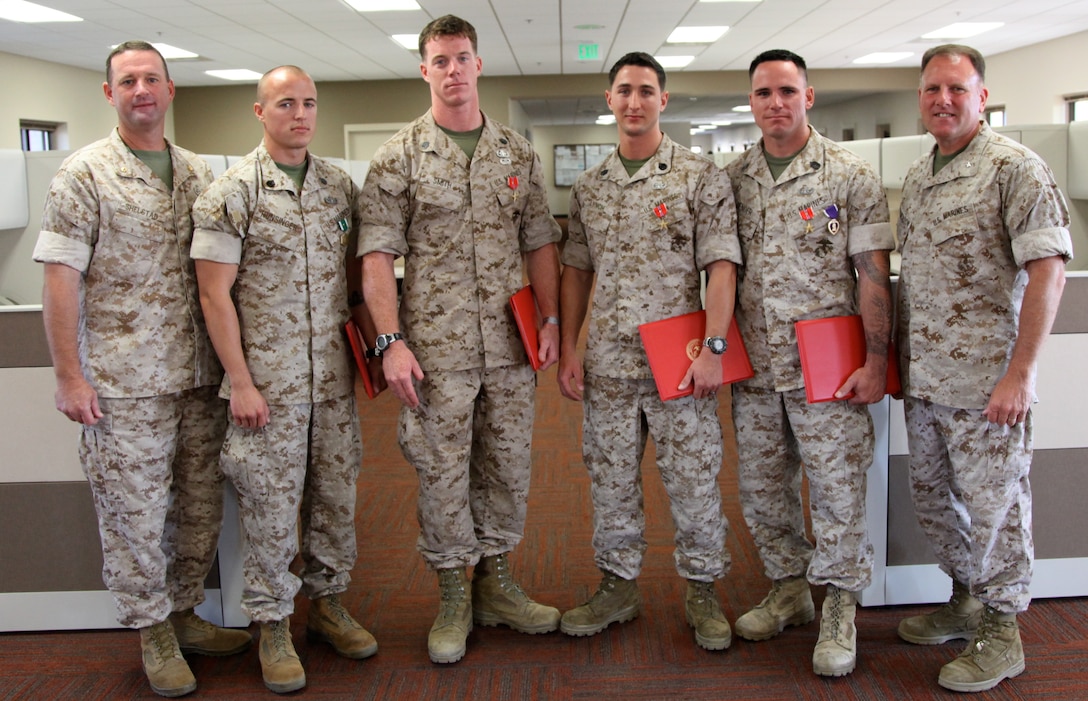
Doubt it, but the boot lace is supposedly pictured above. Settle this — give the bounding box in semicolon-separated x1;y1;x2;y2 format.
148;621;177;660
438;569;467;618
269;619;292;654
322;595;360;629
825;587;846;641
490;554;528;597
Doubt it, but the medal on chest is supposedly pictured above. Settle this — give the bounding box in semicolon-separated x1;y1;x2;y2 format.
653;202;668;230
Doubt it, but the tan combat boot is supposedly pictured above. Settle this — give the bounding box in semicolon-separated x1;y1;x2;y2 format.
428;567;472;664
169;608;252;656
560;570;640;636
472;553;560;634
734;576;815;641
685;579;732;651
938;606;1025;692
259;618;306;694
898;579;984;645
307;594;378;659
812;585;857;677
139;620;197;698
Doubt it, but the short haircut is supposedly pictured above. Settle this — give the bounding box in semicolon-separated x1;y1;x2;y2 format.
748;49;807;82
106;40;169;85
257;65;311;105
608;52;667;91
920;44;986;82
418;14;478;60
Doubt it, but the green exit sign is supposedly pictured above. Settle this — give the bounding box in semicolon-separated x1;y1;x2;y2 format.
578;43;599;61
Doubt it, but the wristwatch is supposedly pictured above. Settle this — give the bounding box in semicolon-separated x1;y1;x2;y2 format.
703;336;728;355
369;332;404;358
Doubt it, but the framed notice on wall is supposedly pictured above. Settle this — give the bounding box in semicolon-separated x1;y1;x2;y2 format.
554;143;616;187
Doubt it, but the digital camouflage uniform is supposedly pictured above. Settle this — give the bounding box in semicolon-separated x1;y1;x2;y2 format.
725;129;894;591
32;128;225;628
562;134;741;581
357;111;560;570
191;143;362;622
896;121;1073;613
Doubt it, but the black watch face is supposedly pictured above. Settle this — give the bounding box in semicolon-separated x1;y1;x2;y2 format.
376;335;389;351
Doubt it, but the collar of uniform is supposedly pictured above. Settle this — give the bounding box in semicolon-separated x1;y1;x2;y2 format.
597;132;675;184
420;110;506;164
744;126;825;187
108;127;193;190
255;141;313;193
924;119;988;187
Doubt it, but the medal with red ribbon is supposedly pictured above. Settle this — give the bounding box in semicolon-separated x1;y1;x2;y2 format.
508;175;519;201
653;202;668;229
799;206;815;233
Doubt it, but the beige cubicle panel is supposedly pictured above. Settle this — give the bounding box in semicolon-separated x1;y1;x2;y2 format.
862;273;1088;606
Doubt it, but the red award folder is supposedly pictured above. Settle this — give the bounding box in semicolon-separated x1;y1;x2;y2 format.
344;319;381;399
794;315;901;404
638;310;754;402
510;285;543;371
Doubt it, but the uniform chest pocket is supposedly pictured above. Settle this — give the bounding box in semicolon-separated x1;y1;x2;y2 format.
97;208;168;284
932;210;986;284
243;223;301;275
416;182;465;212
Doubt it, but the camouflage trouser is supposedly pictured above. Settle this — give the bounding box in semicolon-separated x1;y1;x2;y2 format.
582;374;730;581
220;393;361;622
80;386;226;628
732;385;874;591
399;365;535;570
903;396;1033;613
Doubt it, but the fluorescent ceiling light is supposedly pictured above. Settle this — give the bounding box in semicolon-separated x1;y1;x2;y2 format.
923;22;1004;39
342;0;420;10
732;105;752;112
205;69;263;81
111;42;198;60
596;115;616;124
0;0;81;22
392;34;418;50
853;52;913;64
711;120;733;126
667;26;729;44
690;128;703;135
697;124;717;130
655;55;694;69
151;43;198;60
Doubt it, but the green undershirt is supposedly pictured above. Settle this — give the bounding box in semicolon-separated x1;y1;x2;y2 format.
619;153;651;177
130;148;173;191
933;144;969;175
439;124;483;160
275;160;308;191
763;148;801;182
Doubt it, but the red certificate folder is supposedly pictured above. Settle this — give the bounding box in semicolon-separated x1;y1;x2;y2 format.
510;285;543;371
638;310;754;402
344;319;381;399
794;315;901;404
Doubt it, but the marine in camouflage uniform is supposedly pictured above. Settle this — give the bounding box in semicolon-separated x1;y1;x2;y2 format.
895;45;1073;694
562;134;738;581
726;127;892;593
557;53;741;652
34;42;249;699
34;127;225;628
358;15;562;665
725;49;894;677
192;140;362;621
192;67;375;693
